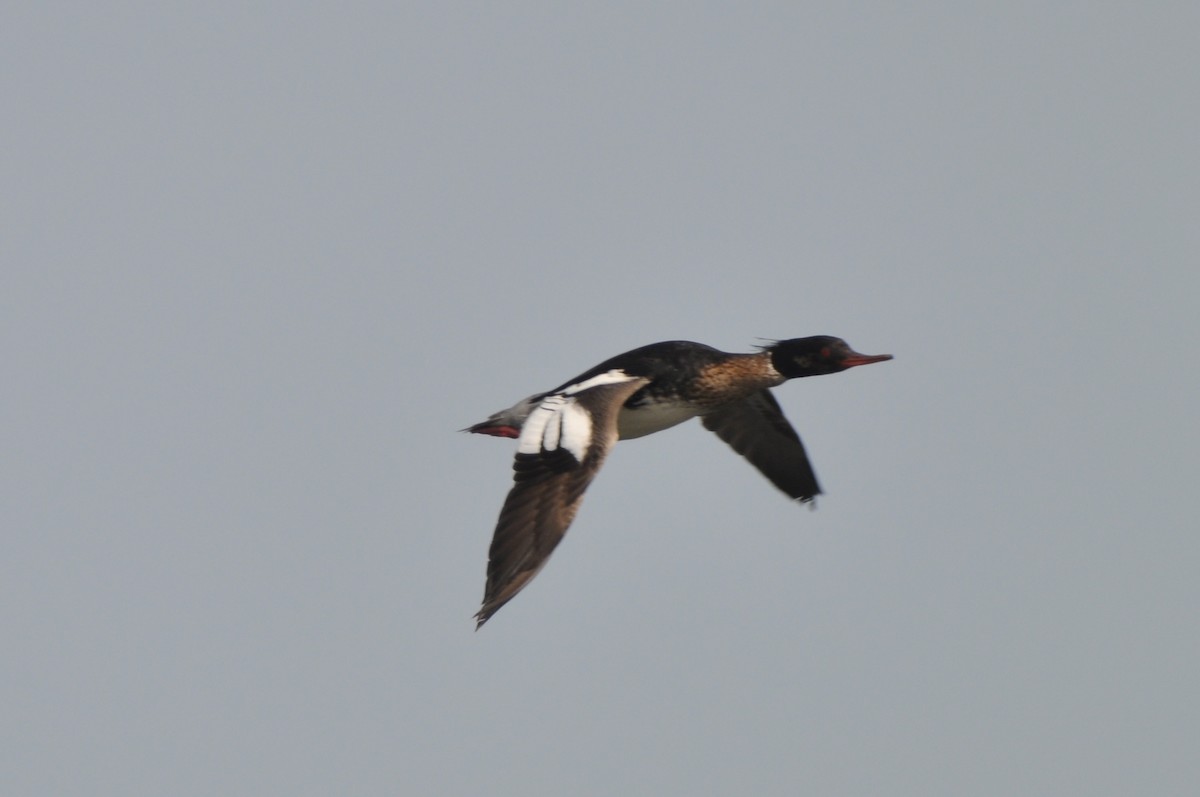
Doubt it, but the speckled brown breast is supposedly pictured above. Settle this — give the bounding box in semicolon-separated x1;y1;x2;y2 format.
689;352;786;407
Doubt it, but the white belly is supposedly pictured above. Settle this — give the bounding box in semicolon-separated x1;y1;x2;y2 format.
615;403;700;440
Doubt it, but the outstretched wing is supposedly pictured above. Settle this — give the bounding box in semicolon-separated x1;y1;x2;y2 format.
475;371;650;627
701;389;822;502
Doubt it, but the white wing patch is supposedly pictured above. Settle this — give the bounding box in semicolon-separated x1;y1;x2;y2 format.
515;369;639;461
556;402;593;460
562;369;637;396
516;395;562;455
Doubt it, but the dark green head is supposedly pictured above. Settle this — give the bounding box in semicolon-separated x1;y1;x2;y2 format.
767;336;893;379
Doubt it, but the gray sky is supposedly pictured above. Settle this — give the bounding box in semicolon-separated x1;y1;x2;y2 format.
4;3;1197;795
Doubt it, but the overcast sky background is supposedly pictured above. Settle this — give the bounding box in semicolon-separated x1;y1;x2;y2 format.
4;3;1197;795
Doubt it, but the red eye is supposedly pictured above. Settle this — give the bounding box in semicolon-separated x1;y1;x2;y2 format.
821;347;830;359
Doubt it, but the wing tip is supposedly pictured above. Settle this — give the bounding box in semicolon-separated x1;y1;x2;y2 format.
475;598;504;629
794;483;822;505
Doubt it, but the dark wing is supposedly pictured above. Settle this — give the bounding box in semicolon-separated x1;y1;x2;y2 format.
700;389;822;502
475;372;650;628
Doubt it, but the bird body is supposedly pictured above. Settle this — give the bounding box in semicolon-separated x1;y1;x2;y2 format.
467;336;892;627
469;342;784;441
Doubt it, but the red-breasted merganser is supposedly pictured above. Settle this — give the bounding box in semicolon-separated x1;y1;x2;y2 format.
466;336;893;627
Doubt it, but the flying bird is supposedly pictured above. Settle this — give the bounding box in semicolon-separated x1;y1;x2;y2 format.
465;336;892;627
